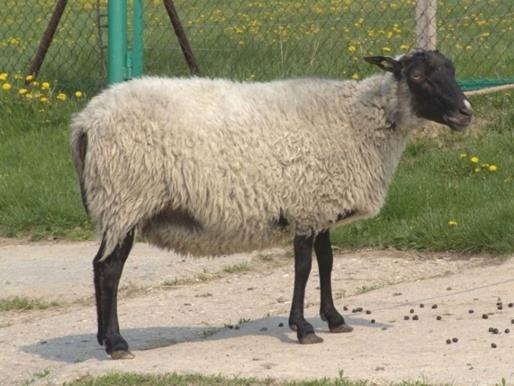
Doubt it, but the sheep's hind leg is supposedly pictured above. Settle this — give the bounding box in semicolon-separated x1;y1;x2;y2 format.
314;230;353;333
288;234;323;344
93;229;135;359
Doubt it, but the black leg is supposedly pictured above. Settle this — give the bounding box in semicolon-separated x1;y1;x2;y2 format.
93;229;135;359
288;234;323;344
93;239;106;345
314;230;353;333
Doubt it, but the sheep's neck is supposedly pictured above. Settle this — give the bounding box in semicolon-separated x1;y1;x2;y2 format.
354;74;417;194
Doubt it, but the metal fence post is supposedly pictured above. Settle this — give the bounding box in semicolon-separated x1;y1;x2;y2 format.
131;0;144;78
108;0;127;84
415;0;437;50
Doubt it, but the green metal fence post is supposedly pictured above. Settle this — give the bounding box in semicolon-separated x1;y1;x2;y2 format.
131;0;144;77
108;0;127;84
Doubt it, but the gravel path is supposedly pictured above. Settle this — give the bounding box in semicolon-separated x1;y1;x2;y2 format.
0;240;512;385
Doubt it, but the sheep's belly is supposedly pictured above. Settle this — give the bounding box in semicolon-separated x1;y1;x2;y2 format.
137;206;374;256
139;217;291;257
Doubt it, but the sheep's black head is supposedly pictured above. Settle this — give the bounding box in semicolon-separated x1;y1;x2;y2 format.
364;50;472;131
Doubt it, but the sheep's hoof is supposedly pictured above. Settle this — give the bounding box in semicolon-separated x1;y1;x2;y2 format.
299;333;323;344
111;350;135;360
329;324;353;333
289;323;297;332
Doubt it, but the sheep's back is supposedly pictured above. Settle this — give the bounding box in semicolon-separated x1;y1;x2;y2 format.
73;77;382;255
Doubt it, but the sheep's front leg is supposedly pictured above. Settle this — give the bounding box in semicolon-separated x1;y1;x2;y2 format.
315;230;353;333
93;230;135;359
288;234;323;344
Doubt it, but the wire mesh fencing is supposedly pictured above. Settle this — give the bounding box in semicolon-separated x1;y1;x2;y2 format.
0;0;105;92
0;0;513;93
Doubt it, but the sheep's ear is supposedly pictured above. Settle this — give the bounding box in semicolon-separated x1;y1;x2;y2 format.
364;56;401;73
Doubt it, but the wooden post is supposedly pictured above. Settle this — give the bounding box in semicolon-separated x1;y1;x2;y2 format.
415;0;437;50
162;0;200;75
28;0;69;78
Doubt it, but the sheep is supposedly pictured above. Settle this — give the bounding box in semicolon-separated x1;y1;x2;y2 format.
71;49;472;359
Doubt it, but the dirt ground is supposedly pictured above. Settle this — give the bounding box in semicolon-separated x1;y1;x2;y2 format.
1;240;513;386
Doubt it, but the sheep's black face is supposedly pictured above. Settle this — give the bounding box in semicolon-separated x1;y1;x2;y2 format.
401;51;472;130
365;50;472;131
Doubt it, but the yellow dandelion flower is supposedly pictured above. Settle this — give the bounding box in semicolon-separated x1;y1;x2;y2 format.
474;167;481;173
488;164;497;172
400;44;410;51
382;46;391;53
0;72;7;81
351;73;360;80
25;74;34;82
18;88;28;95
56;92;67;101
347;45;357;53
459;153;467;159
2;83;12;91
40;96;49;103
470;156;479;164
41;82;50;90
74;91;83;98
448;220;458;228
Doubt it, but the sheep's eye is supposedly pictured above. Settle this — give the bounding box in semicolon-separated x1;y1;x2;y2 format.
410;72;424;81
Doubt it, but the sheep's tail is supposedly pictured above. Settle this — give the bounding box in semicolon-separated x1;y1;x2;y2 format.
70;125;89;215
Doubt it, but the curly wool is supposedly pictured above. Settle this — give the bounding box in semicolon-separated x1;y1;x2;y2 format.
71;74;420;259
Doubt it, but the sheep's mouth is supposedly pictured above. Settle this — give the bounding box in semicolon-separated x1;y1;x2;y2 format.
444;113;472;131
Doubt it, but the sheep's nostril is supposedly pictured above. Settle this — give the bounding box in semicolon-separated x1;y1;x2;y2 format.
459;106;473;116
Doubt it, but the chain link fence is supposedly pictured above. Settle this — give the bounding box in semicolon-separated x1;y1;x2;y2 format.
1;0;513;93
0;0;104;92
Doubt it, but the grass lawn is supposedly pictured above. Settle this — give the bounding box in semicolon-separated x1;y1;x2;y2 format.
65;371;438;386
332;133;514;253
0;91;93;240
332;96;514;253
1;1;513;92
0;1;512;253
0;296;60;311
0;82;512;253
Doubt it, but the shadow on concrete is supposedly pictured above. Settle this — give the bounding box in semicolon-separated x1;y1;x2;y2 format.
22;315;389;363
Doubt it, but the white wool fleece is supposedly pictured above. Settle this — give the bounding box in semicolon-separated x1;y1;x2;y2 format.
71;74;420;259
